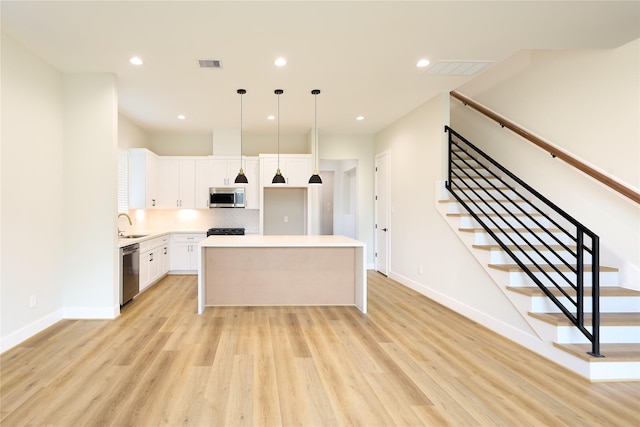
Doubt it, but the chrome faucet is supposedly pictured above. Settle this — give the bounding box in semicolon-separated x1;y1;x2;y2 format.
117;213;133;236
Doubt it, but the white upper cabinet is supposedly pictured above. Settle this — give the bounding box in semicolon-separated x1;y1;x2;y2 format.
195;159;212;209
129;148;160;209
243;157;260;209
211;156;244;187
160;158;196;209
260;154;312;187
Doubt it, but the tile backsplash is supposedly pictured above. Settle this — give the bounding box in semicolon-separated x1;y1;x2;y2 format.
128;208;260;234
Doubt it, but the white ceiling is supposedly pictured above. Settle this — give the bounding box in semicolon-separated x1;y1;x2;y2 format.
2;1;638;137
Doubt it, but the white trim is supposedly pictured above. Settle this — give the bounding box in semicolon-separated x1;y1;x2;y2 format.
0;309;64;353
63;305;120;319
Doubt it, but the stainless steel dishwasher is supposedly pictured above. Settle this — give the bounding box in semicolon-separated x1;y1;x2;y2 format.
120;243;140;306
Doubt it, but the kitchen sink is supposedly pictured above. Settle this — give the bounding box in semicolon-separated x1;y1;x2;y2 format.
121;234;148;239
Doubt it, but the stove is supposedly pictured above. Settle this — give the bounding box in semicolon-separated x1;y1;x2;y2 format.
207;227;245;236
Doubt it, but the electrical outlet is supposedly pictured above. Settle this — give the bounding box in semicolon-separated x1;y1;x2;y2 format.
284;216;289;223
29;295;37;308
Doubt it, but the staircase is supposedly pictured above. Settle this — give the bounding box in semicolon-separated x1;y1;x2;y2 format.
438;127;640;381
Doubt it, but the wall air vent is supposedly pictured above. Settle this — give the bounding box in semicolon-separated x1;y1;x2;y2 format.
198;59;222;69
423;60;493;76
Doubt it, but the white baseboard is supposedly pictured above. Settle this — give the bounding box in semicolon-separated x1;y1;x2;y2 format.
0;309;64;353
63;305;120;319
388;270;543;350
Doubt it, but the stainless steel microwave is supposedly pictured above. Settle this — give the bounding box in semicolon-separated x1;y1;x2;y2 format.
209;187;245;208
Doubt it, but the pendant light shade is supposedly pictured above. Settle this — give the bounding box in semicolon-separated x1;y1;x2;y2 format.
272;89;286;184
234;89;248;184
309;89;322;185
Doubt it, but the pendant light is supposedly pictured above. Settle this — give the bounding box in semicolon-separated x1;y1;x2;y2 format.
234;89;248;184
272;89;286;184
308;89;322;185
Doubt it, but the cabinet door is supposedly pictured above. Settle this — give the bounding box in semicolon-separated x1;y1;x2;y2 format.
148;249;161;284
179;159;196;208
161;159;181;208
129;149;159;209
210;158;230;187
195;160;212;209
139;250;151;291
170;242;191;271
161;159;196;208
286;157;312;186
260;157;280;186
244;157;259;209
146;153;159;208
160;245;170;276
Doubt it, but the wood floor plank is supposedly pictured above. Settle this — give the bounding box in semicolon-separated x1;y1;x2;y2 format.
1;272;639;426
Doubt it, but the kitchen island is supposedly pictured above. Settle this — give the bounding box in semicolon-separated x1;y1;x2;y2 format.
198;235;366;314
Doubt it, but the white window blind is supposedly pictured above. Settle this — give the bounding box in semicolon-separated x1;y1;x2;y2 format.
117;149;129;213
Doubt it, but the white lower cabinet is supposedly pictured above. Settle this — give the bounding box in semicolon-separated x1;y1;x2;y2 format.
139;235;170;291
170;233;206;272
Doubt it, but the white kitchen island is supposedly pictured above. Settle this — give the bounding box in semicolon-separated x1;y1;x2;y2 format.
197;235;366;314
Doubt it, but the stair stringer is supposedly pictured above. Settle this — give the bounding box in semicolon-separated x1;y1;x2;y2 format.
435;180;640;381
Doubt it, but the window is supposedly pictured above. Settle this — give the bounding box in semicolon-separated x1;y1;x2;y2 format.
117;149;129;213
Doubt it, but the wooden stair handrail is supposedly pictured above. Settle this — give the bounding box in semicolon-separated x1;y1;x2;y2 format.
450;90;640;205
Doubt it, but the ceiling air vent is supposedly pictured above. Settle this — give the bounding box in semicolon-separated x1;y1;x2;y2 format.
423;60;493;76
198;59;222;69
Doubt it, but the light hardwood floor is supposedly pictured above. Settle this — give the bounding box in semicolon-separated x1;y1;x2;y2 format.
1;272;639;426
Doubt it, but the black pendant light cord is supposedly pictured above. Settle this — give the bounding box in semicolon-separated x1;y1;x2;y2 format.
309;89;322;185
272;89;286;184
234;89;248;184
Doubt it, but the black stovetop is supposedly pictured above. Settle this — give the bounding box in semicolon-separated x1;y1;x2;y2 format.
206;227;245;236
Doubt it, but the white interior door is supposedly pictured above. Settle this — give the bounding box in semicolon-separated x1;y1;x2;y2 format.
375;151;390;276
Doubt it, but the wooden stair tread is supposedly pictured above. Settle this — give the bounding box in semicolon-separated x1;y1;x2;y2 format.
473;244;576;251
553;342;640;362
507;286;639;297
491;264;617;273
446;211;542;217
529;312;640;326
460;226;561;233
439;198;524;204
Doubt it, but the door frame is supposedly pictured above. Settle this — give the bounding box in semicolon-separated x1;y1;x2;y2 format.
374;150;390;276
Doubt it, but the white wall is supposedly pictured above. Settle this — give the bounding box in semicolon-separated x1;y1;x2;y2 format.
62;73;119;317
1;35;121;352
319;134;376;266
453;41;640;287
374;94;531;332
118;113;150;149
1;34;66;350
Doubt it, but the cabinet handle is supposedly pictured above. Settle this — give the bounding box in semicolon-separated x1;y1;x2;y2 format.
152;199;156;206
176;200;179;207
164;247;168;255
150;252;154;261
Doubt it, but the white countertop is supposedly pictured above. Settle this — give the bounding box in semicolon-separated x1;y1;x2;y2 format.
117;229;206;248
200;234;365;248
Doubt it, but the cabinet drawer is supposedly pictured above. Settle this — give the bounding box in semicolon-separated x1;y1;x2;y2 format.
172;233;206;243
140;234;170;252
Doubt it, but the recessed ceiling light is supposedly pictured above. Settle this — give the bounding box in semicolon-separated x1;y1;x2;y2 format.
267;115;275;120
129;56;143;66
274;57;287;67
356;116;365;121
177;115;186;120
416;58;430;68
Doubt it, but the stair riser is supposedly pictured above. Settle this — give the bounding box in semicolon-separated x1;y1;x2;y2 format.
449;177;508;189
448;187;521;202
448;202;537;215
556;325;640;344
507;270;619;287
472;230;572;246
460;215;553;229
490;249;592;266
530;296;640;313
